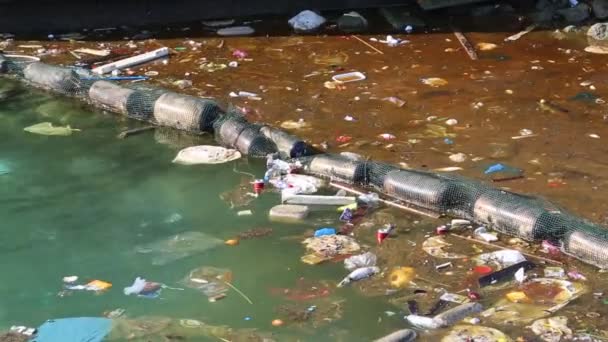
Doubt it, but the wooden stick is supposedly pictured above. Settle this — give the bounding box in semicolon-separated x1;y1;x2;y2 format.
117;126;155;139
504;24;537;42
351;35;384;55
452;28;478;60
329;182;440;218
224;281;253;304
450;233;563;265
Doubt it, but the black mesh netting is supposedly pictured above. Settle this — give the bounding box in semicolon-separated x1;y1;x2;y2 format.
4;56;608;269
212;112;278;157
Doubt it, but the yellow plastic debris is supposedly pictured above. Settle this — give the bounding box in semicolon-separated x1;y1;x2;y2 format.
86;280;112;291
337;203;357;212
506;291;529;303
389;267;416;288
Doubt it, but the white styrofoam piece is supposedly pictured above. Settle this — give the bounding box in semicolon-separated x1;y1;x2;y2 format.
281;194;356;206
92;47;169;74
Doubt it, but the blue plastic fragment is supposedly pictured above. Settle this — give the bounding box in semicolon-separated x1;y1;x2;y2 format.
484;163;506;175
443;138;453;145
339;208;353;222
314;228;336;237
244;316;252;321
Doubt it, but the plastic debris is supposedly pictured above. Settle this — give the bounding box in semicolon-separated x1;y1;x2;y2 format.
529;316;572;342
449;153;467;163
237;210;253;216
544;267;566;278
474;250;526;269
482;278;587;324
441;325;511;342
314;228;336;237
123;277;163;298
434;303;484;328
172;145;241;165
225;239;239;246
406;314;442;329
135;231;223;266
478;261;535;287
63;276;78;283
24;122;80;136
65;279;112;292
181;266;232;300
567;270;586;281
282;194;356;206
378;133;396;140
302;235;360;259
383;96;406;107
407;303;483;330
484;163;506;174
505;24;537;42
288;10;326;31
388;267;415;288
270;174;324;196
374;329;417;342
377;224;395;244
422;236;466;259
421;77;448;87
344;252;377;271
474;226;498;242
232;49;248;59
377;35;409;47
269;204;310;222
92;47;169;74
514;267;526;283
217;26;255;36
332;71;366;83
441;293;470;304
476;42;498;51
339;208;354;222
337;266;380;287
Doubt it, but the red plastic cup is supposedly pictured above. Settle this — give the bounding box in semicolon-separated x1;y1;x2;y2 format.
436;225;449;235
376;229;389;244
253;180;265;194
473;265;493;275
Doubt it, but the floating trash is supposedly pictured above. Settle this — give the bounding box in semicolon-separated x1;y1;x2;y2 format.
481;278;587;324
529;316;572;341
24;122;80;136
421;77;448;87
476;42;498;51
135;231;223;266
442;325;512;342
172;145;241;165
422;236;466;259
181;266;232;300
217;26;255;36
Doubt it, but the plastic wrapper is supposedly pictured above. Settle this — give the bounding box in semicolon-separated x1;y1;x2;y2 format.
344;252;377;271
181;266;232;299
135;232;223;266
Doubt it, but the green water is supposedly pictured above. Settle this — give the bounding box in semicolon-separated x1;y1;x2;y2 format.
0;80;407;341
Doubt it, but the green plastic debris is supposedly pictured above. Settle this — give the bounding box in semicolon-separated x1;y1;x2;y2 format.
134;231;223;266
23;122;80;136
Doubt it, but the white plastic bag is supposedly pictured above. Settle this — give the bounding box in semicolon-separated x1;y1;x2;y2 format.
344;252;377;271
172;145;241;165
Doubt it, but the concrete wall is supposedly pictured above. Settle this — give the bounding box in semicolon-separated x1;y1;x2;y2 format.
0;0;403;33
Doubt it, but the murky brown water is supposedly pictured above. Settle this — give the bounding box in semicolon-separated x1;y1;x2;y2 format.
5;16;608;340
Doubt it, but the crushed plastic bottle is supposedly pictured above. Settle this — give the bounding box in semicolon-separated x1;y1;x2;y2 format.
358;192;380;206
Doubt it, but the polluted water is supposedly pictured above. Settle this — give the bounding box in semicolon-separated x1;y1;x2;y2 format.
4;2;608;340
